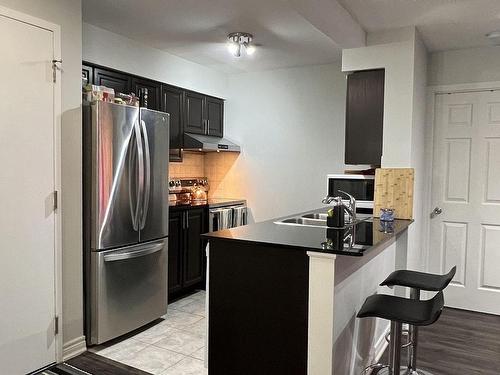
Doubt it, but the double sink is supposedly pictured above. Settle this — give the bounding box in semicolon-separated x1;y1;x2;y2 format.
275;211;372;228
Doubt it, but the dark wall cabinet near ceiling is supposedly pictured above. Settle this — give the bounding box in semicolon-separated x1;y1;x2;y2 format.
162;85;184;162
94;67;131;95
82;62;225;162
345;69;385;166
168;206;208;300
131;77;161;111
185;91;224;137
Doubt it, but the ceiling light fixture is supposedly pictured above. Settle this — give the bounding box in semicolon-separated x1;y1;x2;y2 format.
227;32;255;57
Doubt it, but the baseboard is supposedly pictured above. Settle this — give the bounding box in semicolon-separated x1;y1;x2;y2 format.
62;336;87;361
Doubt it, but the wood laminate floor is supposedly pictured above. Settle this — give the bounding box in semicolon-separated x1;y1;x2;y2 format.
382;307;500;375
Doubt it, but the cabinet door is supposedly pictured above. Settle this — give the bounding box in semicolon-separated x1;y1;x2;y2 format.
162;85;184;162
94;67;131;95
168;210;184;295
132;77;161;111
82;64;93;87
184;91;206;135
183;208;207;288
206;97;224;137
345;69;384;165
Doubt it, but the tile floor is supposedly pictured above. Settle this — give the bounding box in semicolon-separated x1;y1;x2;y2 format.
91;291;207;375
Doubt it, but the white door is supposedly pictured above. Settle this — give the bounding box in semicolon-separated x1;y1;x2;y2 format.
0;13;57;373
430;91;500;315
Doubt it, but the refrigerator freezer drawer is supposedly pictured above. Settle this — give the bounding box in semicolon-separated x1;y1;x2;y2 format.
89;239;168;345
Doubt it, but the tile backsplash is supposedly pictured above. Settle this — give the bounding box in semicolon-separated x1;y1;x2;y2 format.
169;152;205;178
169;151;242;198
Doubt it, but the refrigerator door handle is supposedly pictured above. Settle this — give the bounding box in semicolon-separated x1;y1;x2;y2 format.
133;119;144;231
103;241;164;262
128;130;138;231
139;119;151;230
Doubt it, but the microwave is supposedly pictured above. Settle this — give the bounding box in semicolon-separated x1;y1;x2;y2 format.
327;174;375;210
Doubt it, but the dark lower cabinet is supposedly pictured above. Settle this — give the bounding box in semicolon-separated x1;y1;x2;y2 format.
345;69;385;166
168;211;184;295
168;207;208;300
132;77;161;111
162;85;184;162
183;208;206;287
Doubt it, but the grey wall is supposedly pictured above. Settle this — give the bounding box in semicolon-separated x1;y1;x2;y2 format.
0;0;83;347
429;46;500;86
83;23;228;98
224;63;347;222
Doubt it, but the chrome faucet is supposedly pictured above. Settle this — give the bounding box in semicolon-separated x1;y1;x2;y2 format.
322;190;357;223
338;190;356;223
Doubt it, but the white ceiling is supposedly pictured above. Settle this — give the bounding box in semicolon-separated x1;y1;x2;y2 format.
82;0;364;73
338;0;500;51
83;0;500;73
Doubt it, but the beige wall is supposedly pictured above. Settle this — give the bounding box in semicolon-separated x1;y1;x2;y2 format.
429;46;500;86
0;0;83;349
224;63;347;223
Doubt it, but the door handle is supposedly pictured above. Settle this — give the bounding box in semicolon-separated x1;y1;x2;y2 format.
139;120;151;229
133;120;144;230
103;241;164;262
431;207;443;218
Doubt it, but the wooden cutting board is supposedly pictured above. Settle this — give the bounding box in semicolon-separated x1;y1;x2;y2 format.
374;168;414;220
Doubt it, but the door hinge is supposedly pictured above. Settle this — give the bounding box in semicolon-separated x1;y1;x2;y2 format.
52;59;62;83
54;315;59;335
53;190;58;211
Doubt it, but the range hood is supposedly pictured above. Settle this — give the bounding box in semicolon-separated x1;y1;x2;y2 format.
183;132;241;152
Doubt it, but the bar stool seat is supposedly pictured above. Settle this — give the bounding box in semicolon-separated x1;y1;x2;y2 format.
380;266;456;291
357;292;444;326
357;291;444;375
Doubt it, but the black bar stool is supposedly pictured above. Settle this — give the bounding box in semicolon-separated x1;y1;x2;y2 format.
357;291;444;375
380;267;456;374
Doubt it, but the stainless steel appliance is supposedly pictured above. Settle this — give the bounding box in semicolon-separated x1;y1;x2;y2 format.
326;174;375;210
83;101;170;345
209;204;247;232
168;177;209;205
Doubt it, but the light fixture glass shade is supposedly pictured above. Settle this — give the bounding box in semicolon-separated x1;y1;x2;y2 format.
227;42;239;56
246;45;256;55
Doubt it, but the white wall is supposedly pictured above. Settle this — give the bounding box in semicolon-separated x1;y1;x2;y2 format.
342;29;429;271
410;32;428;271
224;63;346;222
83;23;227;98
0;0;83;351
429;46;500;86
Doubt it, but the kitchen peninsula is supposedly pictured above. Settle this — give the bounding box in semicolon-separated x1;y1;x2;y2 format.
203;207;412;375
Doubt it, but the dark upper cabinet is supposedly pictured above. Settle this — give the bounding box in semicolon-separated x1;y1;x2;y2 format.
132;77;161;111
345;69;385;166
168;207;208;299
162;85;184;162
168;210;184;295
206;97;224;137
183;207;207;287
82;64;93;87
94;68;131;95
185;91;206;135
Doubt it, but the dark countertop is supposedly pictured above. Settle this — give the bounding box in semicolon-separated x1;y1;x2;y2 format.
203;207;412;256
169;198;246;210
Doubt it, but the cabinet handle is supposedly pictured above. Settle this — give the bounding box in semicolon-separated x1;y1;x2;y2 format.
182;212;186;230
186;211;189;229
207;119;210;135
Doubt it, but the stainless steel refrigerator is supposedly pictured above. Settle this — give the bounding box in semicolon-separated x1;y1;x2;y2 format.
83;101;170;345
